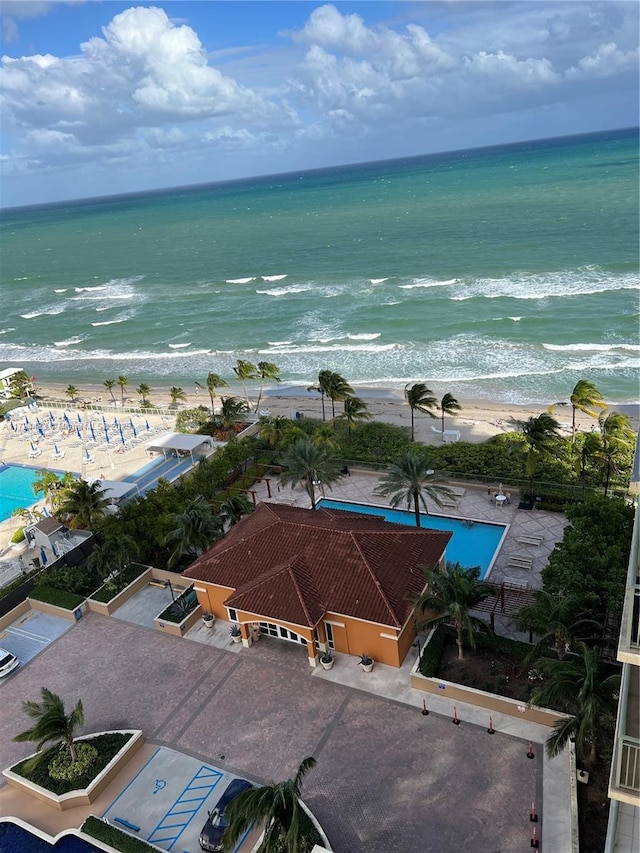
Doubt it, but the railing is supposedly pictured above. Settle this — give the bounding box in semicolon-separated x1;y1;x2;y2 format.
26;398;176;419
617;736;640;793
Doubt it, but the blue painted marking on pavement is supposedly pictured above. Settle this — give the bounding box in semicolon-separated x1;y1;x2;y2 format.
102;747;161;817
147;765;223;850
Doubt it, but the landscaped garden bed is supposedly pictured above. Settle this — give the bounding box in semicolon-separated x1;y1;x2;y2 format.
28;585;86;611
90;563;150;604
82;816;160;853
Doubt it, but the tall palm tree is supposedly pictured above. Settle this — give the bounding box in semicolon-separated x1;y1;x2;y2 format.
307;369;333;421
222;757;317;853
404;383;437;441
415;562;493;660
576;432;603;484
550;379;607;442
58;478;109;530
32;470;75;512
325;372;354;419
219;396;249;432
512;590;601;660
340;395;371;440
374;452;454;526
598;410;635;496
312;423;341;453
278;439;344;509
13;687;85;770
65;385;80;402
439;393;461;436
116;375;128;404
254;361;281;412
516;413;561;500
103;379;116;402
529;642;620;766
197;372;229;415
169;386;187;408
234;359;258;407
258;415;289;449
164;503;223;568
134;383;151;406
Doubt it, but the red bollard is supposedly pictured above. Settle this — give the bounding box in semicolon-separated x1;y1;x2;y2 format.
530;801;538;822
421;698;429;716
530;825;539;848
452;705;460;725
487;716;495;734
527;741;535;759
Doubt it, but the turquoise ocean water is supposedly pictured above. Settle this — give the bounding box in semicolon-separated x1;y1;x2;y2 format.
1;128;638;405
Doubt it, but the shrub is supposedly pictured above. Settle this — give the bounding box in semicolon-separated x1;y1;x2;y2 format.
157;586;198;623
13;733;131;795
48;742;98;781
36;564;101;597
90;563;149;602
11;527;25;544
28;585;85;610
419;625;454;676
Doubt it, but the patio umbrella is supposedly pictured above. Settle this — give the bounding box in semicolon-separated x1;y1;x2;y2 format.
118;426;125;445
63;413;71;428
145;419;150;431
77;413;82;423
130;422;137;438
76;426;82;439
48;411;55;426
10;422;15;432
36;417;42;427
39;547;48;566
84;448;92;461
104;428;110;444
53;443;60;455
89;423;96;442
30;441;37;452
38;426;45;439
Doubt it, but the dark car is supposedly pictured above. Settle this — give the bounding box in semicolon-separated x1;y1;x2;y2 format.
199;777;254;852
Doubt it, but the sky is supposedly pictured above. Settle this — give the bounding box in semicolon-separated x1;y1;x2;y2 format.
0;0;638;207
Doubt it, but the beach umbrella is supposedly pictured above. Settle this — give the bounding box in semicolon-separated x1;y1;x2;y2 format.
38;426;45;438
77;413;82;423
104;430;110;445
36;417;42;427
84;447;92;461
10;422;15;432
63;413;71;427
49;411;55;426
42;506;50;517
76;426;82;439
118;425;125;445
39;546;48;567
30;441;37;452
89;423;96;442
54;443;60;455
113;417;119;428
130;422;137;438
145;419;150;431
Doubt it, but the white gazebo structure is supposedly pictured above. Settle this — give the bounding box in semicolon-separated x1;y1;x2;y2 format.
145;432;217;462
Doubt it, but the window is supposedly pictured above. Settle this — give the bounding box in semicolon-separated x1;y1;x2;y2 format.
228;608;238;622
325;622;335;650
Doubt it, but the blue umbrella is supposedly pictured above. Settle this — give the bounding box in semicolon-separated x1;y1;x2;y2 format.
49;411;55;426
54;443;60;455
36;417;42;427
10;422;15;432
113;417;119;428
77;413;82;423
40;547;48;566
104;429;110;445
145;419;150;431
90;423;96;441
76;426;82;439
63;413;71;427
38;426;45;438
130;423;137;438
30;441;37;452
118;426;125;445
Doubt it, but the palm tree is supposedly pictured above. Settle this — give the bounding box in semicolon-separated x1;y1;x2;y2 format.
512;590;601;660
58;478;109;530
576;432;603;484
415;562;493;660
222;757;317;853
169;386;187;408
32;470;75;512
259;415;289;449
136;383;151;406
65;385;80;402
219;396;249;432
218;495;253;528
529;642;620;766
87;534;139;586
164;503;223;568
202;372;229;415
312;423;341;453
13;687;85;770
515;413;561;500
404;383;437;441
307;369;333;421
551;379;607;442
278;439;344;509
340;395;371;440
116;375;128;404
374;452;454;526
103;379;116;402
254;361;281;412
325;372;354;419
234;359;258;407
598;410;635;496
439;393;461;436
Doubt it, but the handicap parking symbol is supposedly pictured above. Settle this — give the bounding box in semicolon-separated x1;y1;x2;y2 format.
153;779;167;795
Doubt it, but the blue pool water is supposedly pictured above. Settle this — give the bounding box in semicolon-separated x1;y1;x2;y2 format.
0;822;101;852
317;499;505;578
0;464;41;523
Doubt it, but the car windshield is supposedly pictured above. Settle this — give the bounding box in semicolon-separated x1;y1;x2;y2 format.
210;810;228;830
0;654;13;667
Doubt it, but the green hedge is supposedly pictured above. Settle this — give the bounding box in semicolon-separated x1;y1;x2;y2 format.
13;733;131;795
418;625;454;676
28;585;85;610
90;564;149;603
82;816;159;853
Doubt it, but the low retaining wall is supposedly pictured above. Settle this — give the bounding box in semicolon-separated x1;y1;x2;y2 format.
410;667;565;727
27;597;88;623
3;730;144;811
0;599;29;631
154;604;202;637
87;569;153;616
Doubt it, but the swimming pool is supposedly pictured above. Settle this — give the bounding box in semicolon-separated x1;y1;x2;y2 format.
317;499;506;578
0;821;101;852
0;464;41;523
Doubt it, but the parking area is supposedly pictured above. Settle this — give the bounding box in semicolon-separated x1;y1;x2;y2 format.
112;583;173;629
0;609;73;680
102;746;258;852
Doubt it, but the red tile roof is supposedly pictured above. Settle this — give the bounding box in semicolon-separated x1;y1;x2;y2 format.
184;503;451;629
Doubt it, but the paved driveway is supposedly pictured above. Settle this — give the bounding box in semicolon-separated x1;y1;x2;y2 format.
0;609;72;684
0;614;542;853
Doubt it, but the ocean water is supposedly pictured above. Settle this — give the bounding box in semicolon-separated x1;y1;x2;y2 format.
0;128;638;405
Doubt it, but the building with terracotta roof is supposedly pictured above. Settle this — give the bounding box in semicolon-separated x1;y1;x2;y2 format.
183;503;452;668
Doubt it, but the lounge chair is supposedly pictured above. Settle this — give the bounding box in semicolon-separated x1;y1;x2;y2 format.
52;449;65;461
28;447;42;458
507;555;534;570
516;535;543;547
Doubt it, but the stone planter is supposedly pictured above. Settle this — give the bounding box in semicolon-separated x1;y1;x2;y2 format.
320;656;334;670
202;614;215;628
359;657;374;673
230;632;242;644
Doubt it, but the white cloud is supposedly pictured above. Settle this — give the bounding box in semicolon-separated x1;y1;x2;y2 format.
566;42;639;80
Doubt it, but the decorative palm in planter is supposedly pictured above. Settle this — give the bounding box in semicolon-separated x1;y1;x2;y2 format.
230;624;242;643
320;652;334;670
358;654;374;673
202;612;215;628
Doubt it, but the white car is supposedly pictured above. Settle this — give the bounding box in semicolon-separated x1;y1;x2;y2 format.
0;648;19;678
